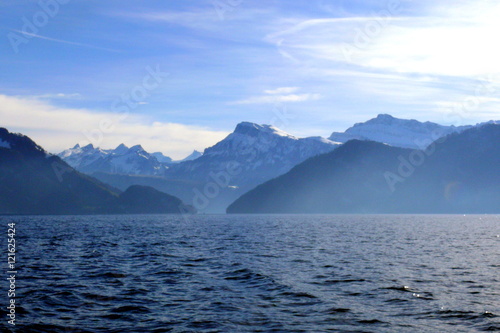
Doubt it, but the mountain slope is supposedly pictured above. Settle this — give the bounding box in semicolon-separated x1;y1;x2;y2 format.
227;124;500;214
329;114;471;149
0;128;193;215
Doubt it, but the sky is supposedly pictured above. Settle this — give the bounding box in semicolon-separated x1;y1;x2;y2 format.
1;0;500;158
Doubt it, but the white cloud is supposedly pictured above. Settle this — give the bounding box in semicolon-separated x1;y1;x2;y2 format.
267;1;500;78
0;94;229;159
231;87;320;105
231;93;321;105
264;87;300;94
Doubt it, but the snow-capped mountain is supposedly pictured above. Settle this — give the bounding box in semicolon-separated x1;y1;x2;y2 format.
58;143;168;176
166;122;339;188
59;144;108;169
329;114;472;149
161;122;339;212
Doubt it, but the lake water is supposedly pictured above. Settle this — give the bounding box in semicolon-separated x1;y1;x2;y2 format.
0;214;499;332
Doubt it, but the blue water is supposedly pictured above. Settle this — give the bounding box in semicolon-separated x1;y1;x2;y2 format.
0;214;499;332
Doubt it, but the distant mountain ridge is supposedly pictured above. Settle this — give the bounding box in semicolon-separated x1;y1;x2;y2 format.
59;143;170;176
59;144;205;177
228;123;500;214
0;128;194;215
328;114;472;149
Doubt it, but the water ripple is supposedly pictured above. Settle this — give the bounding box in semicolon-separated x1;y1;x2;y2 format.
0;214;498;332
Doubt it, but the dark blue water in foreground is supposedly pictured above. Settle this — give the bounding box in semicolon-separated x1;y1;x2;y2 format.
0;215;499;332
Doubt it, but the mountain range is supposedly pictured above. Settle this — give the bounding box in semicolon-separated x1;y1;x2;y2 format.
57;114;498;213
0;128;194;215
59;143;169;176
3;114;496;215
227;123;500;214
58;144;204;177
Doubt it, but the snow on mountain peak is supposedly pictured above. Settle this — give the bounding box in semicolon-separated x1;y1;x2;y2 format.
329;114;472;149
234;122;266;137
58;142;169;176
0;139;11;149
233;121;296;139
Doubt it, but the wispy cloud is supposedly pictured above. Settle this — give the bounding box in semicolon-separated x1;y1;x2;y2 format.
11;30;121;52
30;93;82;100
114;6;271;31
121;10;219;29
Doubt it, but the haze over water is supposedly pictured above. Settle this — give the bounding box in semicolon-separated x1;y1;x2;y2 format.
1;214;499;332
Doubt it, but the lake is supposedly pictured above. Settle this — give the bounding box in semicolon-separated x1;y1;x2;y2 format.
0;214;498;332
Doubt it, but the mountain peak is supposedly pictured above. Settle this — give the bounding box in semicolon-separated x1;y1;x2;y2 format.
375;113;395;121
82;143;94;150
179;150;203;162
129;144;144;152
72;143;81;149
329;114;472;149
233;121;294;138
114;143;129;154
234;122;263;136
0;128;46;156
362;114;397;125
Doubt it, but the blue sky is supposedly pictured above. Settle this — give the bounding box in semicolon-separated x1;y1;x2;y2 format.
1;0;499;158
